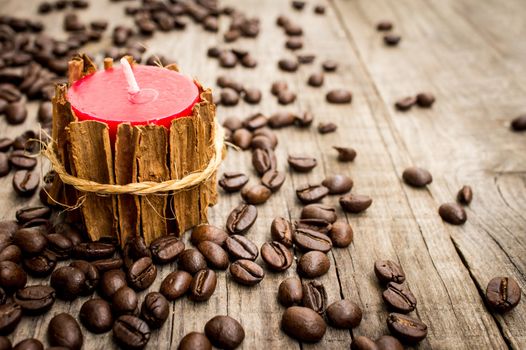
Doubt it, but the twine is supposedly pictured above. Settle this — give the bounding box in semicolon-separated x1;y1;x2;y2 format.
41;123;225;196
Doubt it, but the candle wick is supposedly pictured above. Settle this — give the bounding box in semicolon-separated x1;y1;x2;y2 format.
120;57;140;95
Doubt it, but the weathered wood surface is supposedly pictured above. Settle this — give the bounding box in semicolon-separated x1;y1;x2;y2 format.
1;0;525;349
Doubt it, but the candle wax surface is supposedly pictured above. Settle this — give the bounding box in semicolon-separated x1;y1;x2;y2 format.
67;65;200;134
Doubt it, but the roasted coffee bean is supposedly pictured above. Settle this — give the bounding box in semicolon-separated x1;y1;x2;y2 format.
351;336;377;350
205;315;244;349
15;207;50;224
298;251;330;278
0;261;26;292
50;266;85;300
189;269;217;302
294;228;332;252
329;221;353;248
250;135;274;150
127;257;157;290
14;285;55;314
140;292;169;329
339;194;373;213
113;315;150;350
402;167;432;187
384;34;401;46
22;250;56;277
230;260;264;286
203;16;218;32
13;228;47;256
326;299;362;329
281;306;326;343
314;5;326;14
321;175;353;194
334;146;356;162
217;76;244;93
253;127;278;148
69;260;98;295
178;332;212;350
0;137;14;153
100;269;127;299
226;204;257;235
322;60;338;72
511;114;526;131
288;155;316;172
295;219;332;235
232;129;252;149
5;102;27;125
0;155;10;176
261;241;292;271
261;170;286;191
13;170;39;197
286;37;303;50
177;249;207;275
12;338;43;350
293;111;313;127
79;298;113;333
300;204;337;223
160;271;192;301
37;101;53;124
438;202;467;225
243;113;268;131
219;51;237;68
307;72;324;87
45;234;72;260
486;276;521;313
243;88;261;104
73;242;115;260
416;92;435;108
277;90;297;105
0;245;21;263
197;241;229;270
191;225;229;246
302;281;327;314
271;81;288;95
55;223;84;246
112;286;138;316
377;20;393;31
241;184;272;205
223;29;241;42
241;54;258;68
457;185;473;205
374;260;405;284
220;88;239;106
284;23;303;36
387;313;427;343
20;218;50;231
219;171;247;192
278;277;303;307
48;313;83;350
296;184;329;204
317;122;337;134
394;96;416;111
383;282;417;313
224;235;258;261
150;236;184;264
268;111;295;128
0;221;17;238
123;235;151;263
292;0;306;10
222;116;243;131
278;58;299;72
0;303;22;335
298;54;315;64
376;335;404;350
271;217;294;247
326;89;352;104
92;258;123;272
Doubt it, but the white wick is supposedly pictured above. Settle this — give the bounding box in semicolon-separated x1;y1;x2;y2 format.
120;57;140;95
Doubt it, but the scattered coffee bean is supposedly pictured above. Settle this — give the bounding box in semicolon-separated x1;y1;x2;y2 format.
511;114;526;131
197;241;229;270
23;251;56;277
288;155;317;172
300;204;337;224
149;236;184;264
314;5;326;14
241;184;272;205
0;138;13;153
48;313;83;350
296;219;332;235
9;151;37;170
281;306;326;343
457;185;473;205
140;292;169;329
37;101;53;123
376;335;404;350
269;111;295;128
219;51;237;68
191;225;229;246
244;113;268;130
230;259;265;286
15;206;50;224
5;102;27;125
298;251;330;278
69;260;99;295
112;286;138;316
271;81;288;96
241;54;258;68
322;174;353;194
395;96;416;111
225;235;258;261
224;29;241;42
222;116;243;131
220;88;239;106
0;245;21;263
226;204;257;235
178;332;212;350
160;271;192;301
251;135;275;150
329;221;353;248
374;260;406;284
296;184;329;204
113;315;150;350
50;266;85;300
297;54;315;64
438;202;467;225
79;298;113;333
278;277;303;307
271;217;294;247
177;249;207;275
302;280;327;314
100;269;127;299
383;282;417;313
73;242;115;261
286;37;303;50
293;227;332;252
14;228;47;256
277;89;297;105
387;313;427;343
244;88;261;104
14;285;55;314
416;92;435;108
261;170;286;192
339;194;373;213
0;303;22;335
13;170;39;197
261;241;293;271
377;21;393;31
326;89;352;104
205;315;245;349
292;1;306;10
307;72;324;87
384;34;401;46
92;257;123;273
278;58;299;72
322;60;338;72
326;299;363;329
189;269;217;302
12;338;43;350
351;336;377;350
485;276;521;313
317;122;337;134
402;167;432;187
333;146;357;162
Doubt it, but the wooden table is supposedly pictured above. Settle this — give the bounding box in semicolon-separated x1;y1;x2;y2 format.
2;0;525;349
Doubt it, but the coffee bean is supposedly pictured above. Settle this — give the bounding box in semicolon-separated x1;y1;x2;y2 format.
241;54;258;68
295;219;332;235
277;90;297;105
253;127;278;148
205;317;245;349
0;261;26;293
298;251;330;278
50;266;85;300
322;174;353;194
387;313;427;343
189;269;217;301
486;276;521;313
278;58;299;72
224;29;241;42
48;313;83;350
220;88;239;106
383;282;417;313
260;170;285;192
0;303;22;335
243;113;268;130
293;111;313;127
0;138;13;153
14;285;55;314
317;122;337;134
416;92;435;108
5;102;27;125
457;185;473;205
269;111;295;128
324;299;362;329
37;101;53;124
178;332;212;350
278;277;303;307
438;202;467;225
293;227;332;252
250;135;274;150
22;251;56;277
15;207;50;224
127;257;156;290
261;241;292;272
203;16;218;32
9;151;36;170
13;170;39;197
197;241;229;270
314;5;326;14
224;235;258;261
297;54;315;64
13;228;47;256
55;223;85;246
302;280;327;314
332;146;356;162
79;298;113;333
339;194;373;213
243;88;261;104
351;336;377;350
113;315;150;350
0;221;17;238
222;116;243;131
288;155;316;172
296;184;329;204
191;225;229;246
394;96;416;111
140;292;169;329
0;154;10;177
91;257;122;272
271;217;294;247
160;271;192;301
226;204;257;235
307;72;324;87
100;269;127;299
377;21;393;31
292;1;306;10
109;286;137;317
230;259;264;286
12;338;43;350
219;51;237;68
241;184;271;205
217;76;244;93
20;218;50;231
322;60;338;72
0;245;21;263
326;89;352;104
402;167;432;187
511;114;526;131
376;335;404;350
286;37;303;50
73;242;115;260
150;236;184;264
300;204;337;223
69;260;98;295
384;34;401;46
178;249;207;275
329;221;353;248
374;260;405;284
271;81;288;96
281;306;326;343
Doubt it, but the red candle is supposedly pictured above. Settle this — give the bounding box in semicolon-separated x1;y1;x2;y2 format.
67;62;200;137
